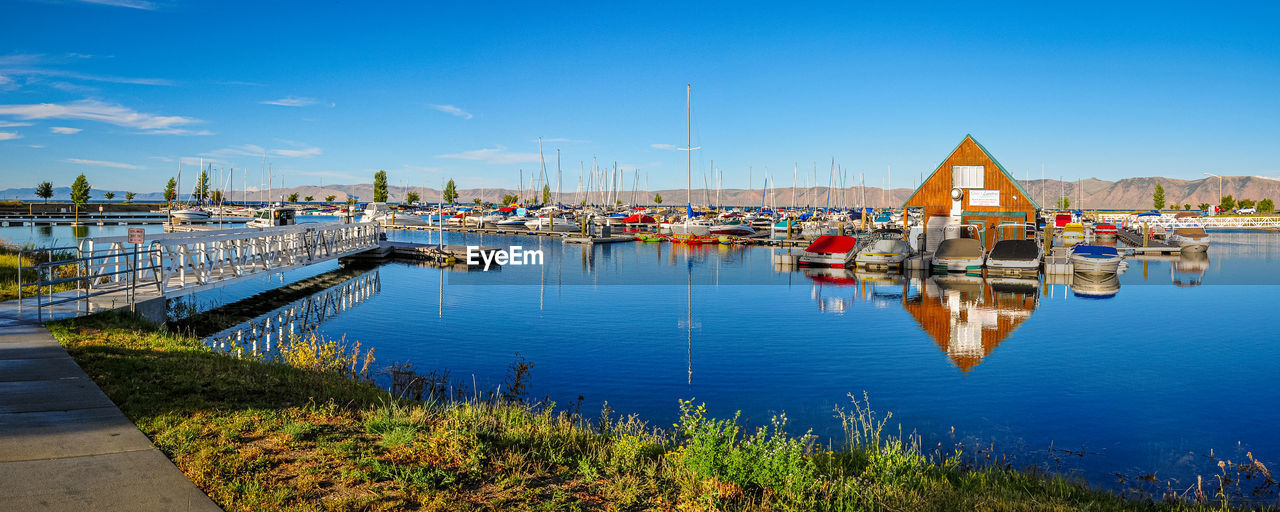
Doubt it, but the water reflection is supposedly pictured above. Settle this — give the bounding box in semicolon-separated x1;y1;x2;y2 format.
903;274;1040;372
1171;251;1209;287
1071;272;1120;298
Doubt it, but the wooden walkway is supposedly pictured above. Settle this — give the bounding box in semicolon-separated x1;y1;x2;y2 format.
1115;227;1183;255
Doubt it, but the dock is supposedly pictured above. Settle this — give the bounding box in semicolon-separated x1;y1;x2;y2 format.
339;240;499;267
0;214;248;227
1115;227;1182;255
381;224;816;247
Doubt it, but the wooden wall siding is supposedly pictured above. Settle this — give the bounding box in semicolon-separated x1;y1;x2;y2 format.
901;281;1037;372
903;135;1038;248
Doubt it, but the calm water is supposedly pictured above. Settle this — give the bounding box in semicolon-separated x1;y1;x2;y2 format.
5;221;1279;489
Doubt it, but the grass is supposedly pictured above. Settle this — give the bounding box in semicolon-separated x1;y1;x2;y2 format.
0;241;77;302
47;311;1276;511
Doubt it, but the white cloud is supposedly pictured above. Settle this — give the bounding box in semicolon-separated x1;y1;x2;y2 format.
65;158;142;169
650;143;676;150
0;99;201;133
0;131;21;140
261;96;318;107
0;120;31;127
436;146;540;164
201;144;266;158
273;147;322;158
76;0;157;10
428;104;473;119
149;156;173;162
29;144;45;148
50;126;82;134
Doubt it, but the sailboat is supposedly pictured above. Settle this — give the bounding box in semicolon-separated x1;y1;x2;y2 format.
171;161;212;221
671;83;715;243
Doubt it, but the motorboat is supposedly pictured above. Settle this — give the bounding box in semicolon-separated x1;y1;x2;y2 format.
854;238;913;270
669;220;711;236
770;219;801;238
363;202;428;226
1093;223;1118;240
798;235;858;268
985;224;1042;277
931;224;986;274
1069;244;1124;275
496;215;533;228
524;216;579;232
170;207;211;221
1168;213;1210;253
708;218;756;236
246;207;296;228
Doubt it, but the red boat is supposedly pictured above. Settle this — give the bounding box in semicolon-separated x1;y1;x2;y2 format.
622;213;656;224
1093;223;1117;239
798;235;858;268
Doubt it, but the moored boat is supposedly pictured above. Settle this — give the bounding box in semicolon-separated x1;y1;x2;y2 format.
1069;244;1124;275
854;238;913;270
798;235;858;268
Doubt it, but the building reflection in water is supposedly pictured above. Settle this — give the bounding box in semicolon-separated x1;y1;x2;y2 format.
803;269;1040;371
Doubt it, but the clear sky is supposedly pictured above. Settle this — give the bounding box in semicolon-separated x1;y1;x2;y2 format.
1;0;1277;193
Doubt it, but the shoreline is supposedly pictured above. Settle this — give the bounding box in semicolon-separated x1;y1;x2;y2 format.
43;310;1272;511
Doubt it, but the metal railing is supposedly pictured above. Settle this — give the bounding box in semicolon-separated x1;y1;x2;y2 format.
18;244;162;321
19;223;381;320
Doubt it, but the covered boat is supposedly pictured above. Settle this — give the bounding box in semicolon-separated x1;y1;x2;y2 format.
986;239;1042;276
622;213;657;224
1169;213;1210;253
1069;244;1123;275
932;238;986;274
798;235;858;268
1093;223;1118;240
854;238;913;270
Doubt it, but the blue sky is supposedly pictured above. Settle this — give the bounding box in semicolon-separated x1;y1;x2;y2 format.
1;1;1277;193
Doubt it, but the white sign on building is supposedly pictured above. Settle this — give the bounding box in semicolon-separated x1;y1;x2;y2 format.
968;189;1001;207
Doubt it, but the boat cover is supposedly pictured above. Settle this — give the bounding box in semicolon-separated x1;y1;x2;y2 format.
934;238;982;258
804;235;857;254
622;214;656;223
1072;245;1119;258
989;240;1039;261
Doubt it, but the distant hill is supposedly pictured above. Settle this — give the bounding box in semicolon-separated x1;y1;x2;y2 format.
4;176;1276;209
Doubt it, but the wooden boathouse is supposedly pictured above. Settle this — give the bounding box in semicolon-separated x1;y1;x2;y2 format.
903;135;1039;250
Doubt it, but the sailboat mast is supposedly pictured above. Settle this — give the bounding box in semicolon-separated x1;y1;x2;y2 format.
685;83;691;229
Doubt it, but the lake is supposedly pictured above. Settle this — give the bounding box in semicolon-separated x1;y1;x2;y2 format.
5;220;1278;492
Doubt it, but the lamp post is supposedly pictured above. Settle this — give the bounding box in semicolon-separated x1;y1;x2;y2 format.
1203;172;1222;212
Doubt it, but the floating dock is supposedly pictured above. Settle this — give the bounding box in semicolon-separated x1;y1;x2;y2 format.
1115;227;1182;255
339;240;499;267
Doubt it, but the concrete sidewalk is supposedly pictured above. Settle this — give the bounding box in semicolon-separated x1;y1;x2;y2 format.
0;318;221;511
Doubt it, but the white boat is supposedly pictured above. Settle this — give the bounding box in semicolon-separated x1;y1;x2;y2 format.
931;224;986;274
855;238;913;270
524;216;579;232
798;235;858;268
1069;244;1124;275
246;207;297;228
668;220;711;236
362;202;428;226
170;208;211;220
708;219;755;236
496;215;533;228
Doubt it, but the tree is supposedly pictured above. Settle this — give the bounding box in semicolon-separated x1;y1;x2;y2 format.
103;191;115;200
1197;202;1211;211
1056;196;1070;209
70;173;91;224
405;191;420;204
654;193;663;204
373;170;389;202
501;194;517;205
1183;203;1191;210
443;179;458;204
1152;183;1165;210
473;197;481;205
325;195;336;203
288;192;299;203
541;184;551;205
125;191;135;203
1219;194;1235;213
1259;198;1274;213
304;195;314;202
1170;203;1180;210
1237;198;1256;209
211;190;224;203
164;177;177;202
195;169;209;202
35;181;53;203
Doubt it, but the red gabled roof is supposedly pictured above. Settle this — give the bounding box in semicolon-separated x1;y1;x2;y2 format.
804;235;857;254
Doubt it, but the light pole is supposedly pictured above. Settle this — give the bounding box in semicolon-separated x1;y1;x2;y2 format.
1203;172;1222;212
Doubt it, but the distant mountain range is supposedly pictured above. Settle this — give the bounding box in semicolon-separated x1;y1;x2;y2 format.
3;176;1276;210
